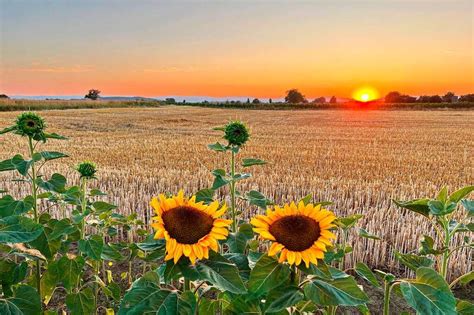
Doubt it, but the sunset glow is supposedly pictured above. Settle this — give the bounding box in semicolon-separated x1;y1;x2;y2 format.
353;87;380;102
0;1;472;98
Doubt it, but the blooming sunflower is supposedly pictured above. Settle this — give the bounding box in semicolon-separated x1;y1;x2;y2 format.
151;190;231;264
251;201;336;267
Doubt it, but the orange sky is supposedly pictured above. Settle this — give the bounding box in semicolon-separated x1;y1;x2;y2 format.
1;1;472;98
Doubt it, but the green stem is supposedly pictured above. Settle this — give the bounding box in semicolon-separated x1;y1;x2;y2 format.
28;136;42;300
184;278;191;291
383;281;393;315
230;150;237;232
340;229;349;270
80;177;88;239
440;224;450;279
328;305;337;315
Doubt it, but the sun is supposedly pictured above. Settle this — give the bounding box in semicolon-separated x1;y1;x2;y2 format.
353;87;379;102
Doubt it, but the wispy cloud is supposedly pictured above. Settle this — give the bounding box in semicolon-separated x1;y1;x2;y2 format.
142;66;200;73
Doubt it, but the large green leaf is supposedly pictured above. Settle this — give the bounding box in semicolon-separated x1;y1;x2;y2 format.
38;151;69;161
248;254;291;296
37;173;67;193
355;262;380;287
211;169;229;189
10;285;42;315
118;278;179;315
66;287;95;315
304;275;369;306
457;300;474;314
395;252;433;272
0;299;22;315
195;251;247;294
48;219;78;241
11;155;32;176
448;186;474;203
225;223;254;253
400;267;456;315
157;258;200;284
0;158;15;172
0;259;27;289
246;190;273;209
393;199;430;217
78;234;104;260
0;195;34;218
0;216;43;243
265;285;303;313
195;188;215;204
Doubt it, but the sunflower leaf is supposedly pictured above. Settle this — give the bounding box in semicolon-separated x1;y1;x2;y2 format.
248;255;291;297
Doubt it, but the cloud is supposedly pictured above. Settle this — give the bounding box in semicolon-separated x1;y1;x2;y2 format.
142;66;199;73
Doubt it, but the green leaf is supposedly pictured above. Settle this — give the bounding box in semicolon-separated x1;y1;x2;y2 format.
223;253;251;281
48;219;78;241
436;186;448;203
358;228;380;240
454;271;474;286
448;186;474;203
0;285;41;314
208;142;227;152
195;251;247;294
57;256;85;293
37;173;67;193
225;223;254;253
92;201;117;213
101;244;124;262
393;199;430;217
39;151;68;161
0;125;16;135
300;194;312;205
78;234;104;260
66;287;95;315
195;188;215;204
304;275;369;306
0;216;43;243
242;158;267;167
336;214;364;229
158;258;199;284
11;155;32;176
43;132;67;140
428;200;456;216
248;254;291;297
0;259;27;288
232;173;251;182
246;190;273;209
355;262;380;287
400;267;456;315
457;299;474;314
461;199;474;217
118;278;178;315
211;169;229;190
419;235;444;255
89;189;107;196
0;158;15;172
0;195;34;218
395;252;434;272
265;285;303;313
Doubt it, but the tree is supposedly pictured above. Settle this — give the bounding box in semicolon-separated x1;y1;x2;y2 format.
84;89;101;100
459;94;474;102
246;98;250;104
429;95;443;103
285;89;307;103
165;98;176;104
385;91;401;103
252;98;261;104
442;92;457;103
269;98;272;104
312;97;326;104
329;96;337;104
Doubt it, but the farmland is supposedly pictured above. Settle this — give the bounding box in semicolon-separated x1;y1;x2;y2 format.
0;106;472;280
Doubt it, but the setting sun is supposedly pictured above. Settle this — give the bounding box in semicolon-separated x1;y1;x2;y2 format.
353;87;380;102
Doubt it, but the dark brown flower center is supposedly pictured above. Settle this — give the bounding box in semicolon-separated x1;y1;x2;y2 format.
269;215;320;251
27;120;36;127
162;206;214;244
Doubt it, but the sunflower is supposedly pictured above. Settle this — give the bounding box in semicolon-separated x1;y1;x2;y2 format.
151;190;231;264
251;201;337;267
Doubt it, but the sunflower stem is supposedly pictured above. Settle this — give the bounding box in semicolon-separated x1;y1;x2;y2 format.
440;222;450;279
28;136;42;302
79;177;88;239
230;149;237;232
383;281;396;315
184;278;191;291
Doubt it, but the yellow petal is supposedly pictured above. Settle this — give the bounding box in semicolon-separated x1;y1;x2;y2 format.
174;244;183;263
214;219;232;227
268;242;284;256
321;230;337;239
259;231;276;241
183;244;192;256
189;252;196;265
193;244;204;259
294;252;302;266
278;249;288;263
287;251;295;265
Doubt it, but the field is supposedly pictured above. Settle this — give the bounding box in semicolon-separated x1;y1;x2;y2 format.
0;106;472;280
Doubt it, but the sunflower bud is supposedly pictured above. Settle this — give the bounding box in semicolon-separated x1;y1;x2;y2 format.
76;161;97;179
223;121;249;146
15;112;46;138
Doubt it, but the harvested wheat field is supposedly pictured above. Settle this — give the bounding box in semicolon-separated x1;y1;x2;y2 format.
0;106;472;279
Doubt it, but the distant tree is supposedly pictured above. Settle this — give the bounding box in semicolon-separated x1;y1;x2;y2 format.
183;99;186;104
84;89;101;100
312;97;326;103
252;98;261;104
285;89;307;103
442;92;457;103
385;91;401;103
459;94;474;102
269;98;272;104
429;95;443;103
385;91;416;103
0;94;9;99
329;96;337;104
203;100;209;104
165;98;176;104
246;98;250;104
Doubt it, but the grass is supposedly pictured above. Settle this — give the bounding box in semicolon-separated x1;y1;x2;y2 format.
0;106;472;279
1;98;473;112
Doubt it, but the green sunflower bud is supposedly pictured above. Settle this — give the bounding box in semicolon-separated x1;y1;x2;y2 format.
76;161;97;179
223;121;250;146
15;112;46;138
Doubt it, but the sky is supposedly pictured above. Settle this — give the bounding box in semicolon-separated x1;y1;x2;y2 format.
0;0;472;99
